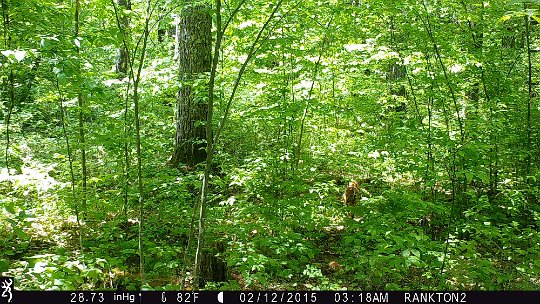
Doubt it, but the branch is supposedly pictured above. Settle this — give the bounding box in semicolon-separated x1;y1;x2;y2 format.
214;0;285;143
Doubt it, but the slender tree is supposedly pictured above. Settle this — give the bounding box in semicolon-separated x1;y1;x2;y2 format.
296;16;334;169
1;0;8;46
193;0;283;287
55;79;84;252
74;0;88;214
115;0;132;219
192;1;219;288
524;4;532;175
1;0;13;176
112;0;152;281
134;0;151;279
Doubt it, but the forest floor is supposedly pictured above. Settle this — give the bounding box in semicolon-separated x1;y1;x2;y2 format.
2;148;540;291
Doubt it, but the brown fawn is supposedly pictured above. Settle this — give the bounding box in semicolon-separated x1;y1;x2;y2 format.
342;179;371;218
343;180;361;207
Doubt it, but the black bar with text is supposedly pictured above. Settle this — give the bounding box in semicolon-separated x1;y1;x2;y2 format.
1;290;540;304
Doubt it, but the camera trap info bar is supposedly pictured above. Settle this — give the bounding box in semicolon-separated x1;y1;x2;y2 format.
2;278;540;304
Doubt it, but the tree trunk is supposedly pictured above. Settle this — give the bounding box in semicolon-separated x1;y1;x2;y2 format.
115;0;130;76
524;5;532;175
74;0;88;215
170;5;212;168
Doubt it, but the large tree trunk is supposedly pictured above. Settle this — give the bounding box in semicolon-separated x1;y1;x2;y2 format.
170;6;211;167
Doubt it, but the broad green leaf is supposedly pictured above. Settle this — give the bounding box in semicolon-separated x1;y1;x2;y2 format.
0;259;8;272
4;205;15;214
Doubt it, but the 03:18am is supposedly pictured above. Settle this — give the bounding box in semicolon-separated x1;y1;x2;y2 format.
334;292;389;303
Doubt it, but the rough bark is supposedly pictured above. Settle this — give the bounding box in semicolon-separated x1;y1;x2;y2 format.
115;0;130;76
170;6;211;168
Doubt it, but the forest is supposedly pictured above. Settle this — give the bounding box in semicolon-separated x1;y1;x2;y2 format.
0;0;539;292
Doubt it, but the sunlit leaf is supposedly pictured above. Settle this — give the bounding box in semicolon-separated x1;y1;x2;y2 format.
1;50;27;62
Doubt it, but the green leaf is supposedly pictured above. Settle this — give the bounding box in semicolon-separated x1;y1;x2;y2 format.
509;0;538;4
6;218;17;226
500;14;513;22
15;228;28;239
0;259;9;272
4;205;15;214
86;269;102;280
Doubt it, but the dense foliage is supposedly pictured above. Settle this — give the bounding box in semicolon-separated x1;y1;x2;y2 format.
1;0;539;291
